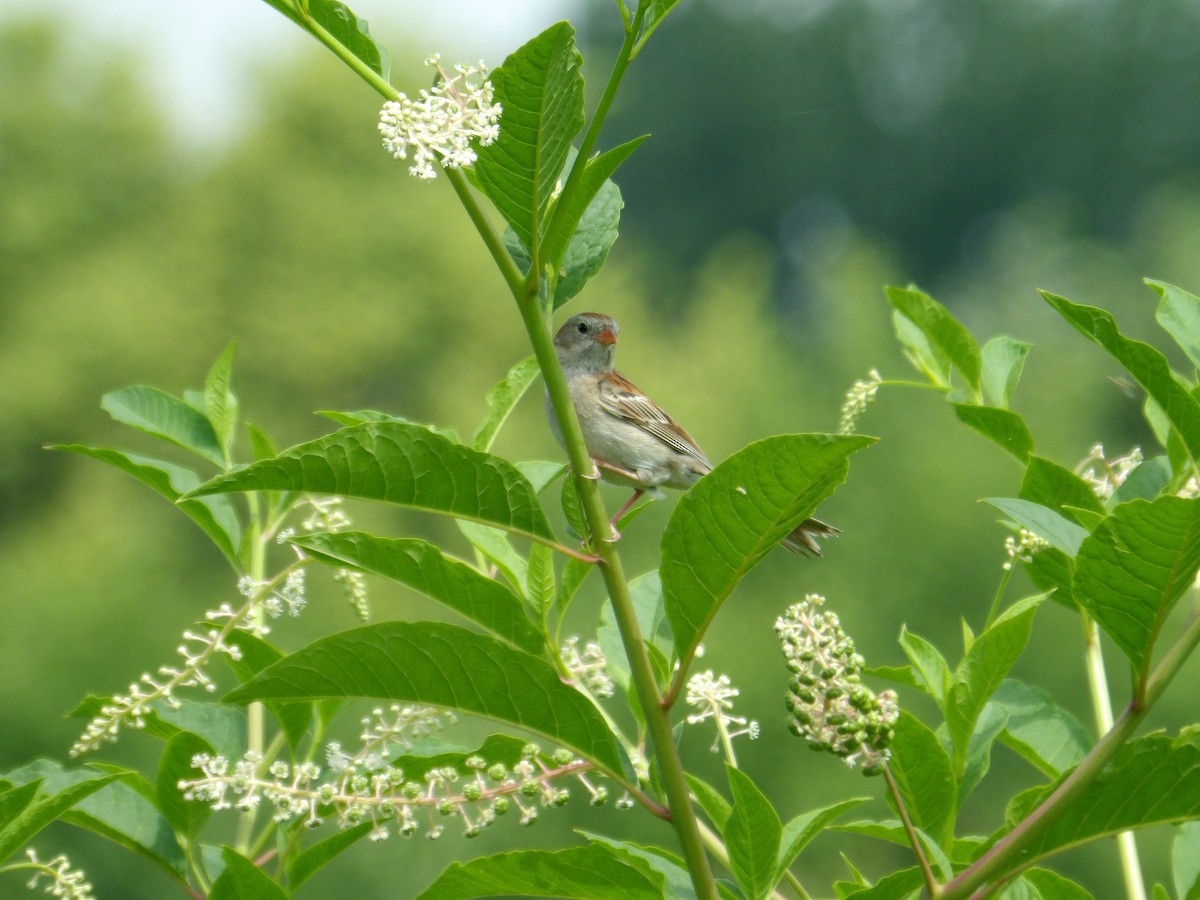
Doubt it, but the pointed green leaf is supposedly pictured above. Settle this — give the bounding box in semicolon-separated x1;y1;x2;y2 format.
887;711;957;847
156;731;215;840
636;0;684;52
838;866;925;899
288;823;372;891
982;336;1032;408
210;846;287;899
599;570;670;690
315;409;459;442
887;286;982;394
1110;455;1172;505
776;798;868;885
260;0;389;79
475;22;584;251
686;773;731;831
102;385;225;465
224;621;623;773
291;531;544;654
993;680;1091;778
527;542;556;616
517;460;566;494
0;771;122;863
1005;868;1093;899
1019;456;1105;525
415;843;665;899
995;730;1200;865
960;702;1009;802
575;832;722;900
725;766;783;900
984;498;1089;556
953;404;1033;461
220;632;312;751
473;356;540;451
662;434;872;660
204;342;238;461
186;422;553;542
946;595;1043;773
893;309;950;386
898;627;952;706
1150;279;1200;372
1173;821;1200;900
1072;495;1200;673
1043;291;1200;463
457;521;529;596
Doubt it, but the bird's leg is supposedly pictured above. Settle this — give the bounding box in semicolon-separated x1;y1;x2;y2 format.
610;490;644;530
593;458;641;481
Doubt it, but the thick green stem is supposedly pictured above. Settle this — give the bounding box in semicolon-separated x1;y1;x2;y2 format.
941;610;1200;898
1082;616;1146;900
234;507;267;855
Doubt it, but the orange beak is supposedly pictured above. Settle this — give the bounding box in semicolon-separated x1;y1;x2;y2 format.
595;328;617;346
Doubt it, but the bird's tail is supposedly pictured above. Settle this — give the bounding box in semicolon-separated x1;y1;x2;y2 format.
781;517;840;557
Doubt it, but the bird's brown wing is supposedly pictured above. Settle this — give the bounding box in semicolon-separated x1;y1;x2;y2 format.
598;371;712;467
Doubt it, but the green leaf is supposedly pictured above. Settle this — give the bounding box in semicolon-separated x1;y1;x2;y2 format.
204;341;238;462
953;404;1033;461
156;731;215;840
636;0;684;52
526;542;556;616
946;595;1043;774
982;336;1032;408
725;766;783;900
993;679;1091;777
1173;821;1200;900
516;460;566;494
210;847;287;900
576;832;721;900
886;711;957;848
1019;455;1105;525
1072;495;1200;673
599;570;670;690
898;627;952;707
102;385;226;465
1110;455;1172;506
220;632;312;751
838;866;925;899
416;843;665;899
864;664;922;689
995;730;1200;865
662;434;872;660
893;309;950;386
288;823;373;892
224;621;623;773
186;422;554;542
887;286;982;394
0;771;121;863
560;471;589;540
1150;279;1200;372
556;556;595;621
4;760;183;875
316;409;460;442
960;702;1009;802
983;498;1089;556
260;0;389;79
686;773;731;831
291;531;544;655
1001;868;1093;899
1043;291;1200;463
50;445;241;565
473;356;540;451
457;521;529;597
775;798;868;885
152;698;247;760
475;22;584;252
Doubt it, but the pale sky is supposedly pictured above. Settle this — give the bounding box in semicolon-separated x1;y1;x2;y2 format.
2;0;581;143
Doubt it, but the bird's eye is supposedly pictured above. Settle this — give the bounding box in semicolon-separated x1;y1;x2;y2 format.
576;321;589;334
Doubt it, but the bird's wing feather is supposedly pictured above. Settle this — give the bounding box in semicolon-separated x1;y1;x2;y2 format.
598;371;711;465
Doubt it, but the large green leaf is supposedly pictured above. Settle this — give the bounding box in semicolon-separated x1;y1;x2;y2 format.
51;445;241;565
1150;279;1200;372
0;770;122;863
1043;291;1200;463
946;595;1043;774
415;843;665;899
288;823;373;892
887;286;982;395
775;798;868;886
472;356;540;451
1019;455;1105;526
887;712;957;848
102;385;225;465
292;531;544;655
1072;495;1200;674
1173;821;1200;900
1001;868;1093;899
953;404;1033;462
981;336;1032;409
993;680;1091;778
224;621;623;773
185;422;554;542
898;627;952;707
725;766;783;900
210;847;287;900
983;498;1089;556
475;22;584;252
220;632;312;751
994;730;1200;864
260;0;389;79
156;731;215;840
662;434;872;660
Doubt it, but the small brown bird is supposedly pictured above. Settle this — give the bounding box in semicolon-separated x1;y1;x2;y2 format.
547;311;838;555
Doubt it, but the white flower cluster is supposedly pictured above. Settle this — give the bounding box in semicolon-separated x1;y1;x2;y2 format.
839;368;883;434
18;849;93;900
179;739;606;841
1079;443;1143;499
561;636;615;699
378;55;502;180
685;671;760;753
70;563;308;757
299;496;370;621
775;594;898;775
1003;527;1051;571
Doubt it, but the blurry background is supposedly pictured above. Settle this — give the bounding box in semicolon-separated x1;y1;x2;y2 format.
3;0;1200;895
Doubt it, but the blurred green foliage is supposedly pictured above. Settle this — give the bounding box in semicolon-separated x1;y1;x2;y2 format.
3;4;1200;895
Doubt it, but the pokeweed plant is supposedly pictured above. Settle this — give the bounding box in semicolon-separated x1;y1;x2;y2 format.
5;2;1200;898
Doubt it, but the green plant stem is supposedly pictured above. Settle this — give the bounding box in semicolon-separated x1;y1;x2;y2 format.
941;609;1200;898
885;766;939;898
1081;615;1146;900
235;509;268;855
984;566;1014;630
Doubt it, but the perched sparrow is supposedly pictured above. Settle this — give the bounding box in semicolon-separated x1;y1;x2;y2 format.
548;311;838;555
